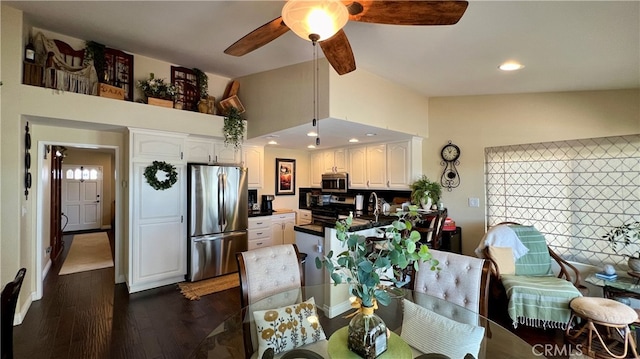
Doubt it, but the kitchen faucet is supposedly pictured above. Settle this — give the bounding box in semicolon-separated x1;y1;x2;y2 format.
369;192;379;222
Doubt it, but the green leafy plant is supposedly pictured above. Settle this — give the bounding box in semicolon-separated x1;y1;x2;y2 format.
604;221;640;257
316;208;438;308
223;106;245;149
84;41;106;83
193;68;208;99
410;175;442;206
136;73;176;100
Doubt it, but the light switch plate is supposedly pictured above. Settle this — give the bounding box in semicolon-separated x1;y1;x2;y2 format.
468;197;480;207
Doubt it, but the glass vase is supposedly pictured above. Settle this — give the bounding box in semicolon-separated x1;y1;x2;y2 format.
347;307;387;359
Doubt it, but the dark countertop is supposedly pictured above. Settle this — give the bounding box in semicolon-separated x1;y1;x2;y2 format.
294;214;398;236
248;210;274;217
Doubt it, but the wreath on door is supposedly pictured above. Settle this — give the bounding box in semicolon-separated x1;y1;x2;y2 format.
144;161;178;190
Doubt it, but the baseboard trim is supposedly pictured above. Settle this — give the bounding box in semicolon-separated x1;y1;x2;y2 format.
15;292;33;325
42;258;52;279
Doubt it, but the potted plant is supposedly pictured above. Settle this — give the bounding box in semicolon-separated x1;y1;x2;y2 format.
316;208;438;358
136;73;176;105
223;106;245;149
410;175;442;210
603;220;640;271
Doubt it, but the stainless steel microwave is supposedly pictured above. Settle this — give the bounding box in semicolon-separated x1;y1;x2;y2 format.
321;173;349;193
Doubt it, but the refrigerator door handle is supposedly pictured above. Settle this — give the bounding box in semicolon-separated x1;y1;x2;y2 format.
217;173;223;229
222;172;227;228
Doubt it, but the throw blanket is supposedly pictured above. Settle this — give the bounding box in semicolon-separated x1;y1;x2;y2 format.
474;224;529;260
502;274;582;330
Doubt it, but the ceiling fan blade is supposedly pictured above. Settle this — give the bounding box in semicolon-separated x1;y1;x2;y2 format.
224;17;290;56
319;29;356;75
348;1;468;25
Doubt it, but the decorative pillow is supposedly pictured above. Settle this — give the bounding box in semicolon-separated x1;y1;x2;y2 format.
253;297;326;358
488;246;516;275
401;299;485;358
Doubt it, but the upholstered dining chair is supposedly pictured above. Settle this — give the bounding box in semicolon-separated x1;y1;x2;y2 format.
1;268;26;359
412;249;491;322
237;244;323;359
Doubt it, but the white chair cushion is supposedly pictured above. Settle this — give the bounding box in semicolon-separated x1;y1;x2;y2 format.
414;250;485;314
401;299;485;358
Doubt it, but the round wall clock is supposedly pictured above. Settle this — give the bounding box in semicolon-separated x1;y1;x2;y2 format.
440;140;461;191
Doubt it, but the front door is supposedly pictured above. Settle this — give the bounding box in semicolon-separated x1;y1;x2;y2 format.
62;165;103;232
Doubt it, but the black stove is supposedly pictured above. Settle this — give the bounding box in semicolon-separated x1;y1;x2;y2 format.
310;195;355;226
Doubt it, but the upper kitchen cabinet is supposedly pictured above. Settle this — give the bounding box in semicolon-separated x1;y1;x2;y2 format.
185;136;241;164
242;145;264;189
347;138;422;190
323;148;347;173
130;128;187;162
310;148;347;187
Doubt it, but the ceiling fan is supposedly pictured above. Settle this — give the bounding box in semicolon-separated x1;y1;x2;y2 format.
224;0;469;75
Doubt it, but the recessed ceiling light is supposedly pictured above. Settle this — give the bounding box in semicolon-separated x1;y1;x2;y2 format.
307;144;316;149
268;140;278;145
307;131;317;137
499;61;525;71
365;133;377;137
349;138;359;143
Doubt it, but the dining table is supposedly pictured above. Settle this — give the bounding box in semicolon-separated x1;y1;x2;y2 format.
189;285;542;359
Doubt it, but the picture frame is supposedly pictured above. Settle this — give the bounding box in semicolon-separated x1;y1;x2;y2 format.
275;158;296;196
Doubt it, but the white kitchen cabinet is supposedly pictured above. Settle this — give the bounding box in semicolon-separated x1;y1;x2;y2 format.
128;160;186;293
322;148;347;173
248;216;272;250
310;151;324;187
348;146;367;188
214;142;241;163
130;128;186;162
347;138;422;190
272;212;296;245
185;136;241;164
386;141;411;189
185;137;213;163
296;209;312;225
242;145;264;189
366;144;387;189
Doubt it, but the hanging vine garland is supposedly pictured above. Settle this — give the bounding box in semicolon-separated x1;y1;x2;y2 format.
144;161;178;190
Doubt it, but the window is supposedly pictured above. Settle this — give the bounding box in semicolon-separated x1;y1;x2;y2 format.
485;135;640;267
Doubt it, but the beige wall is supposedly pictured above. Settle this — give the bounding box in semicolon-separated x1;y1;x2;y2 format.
424;89;640;255
261;147;312;212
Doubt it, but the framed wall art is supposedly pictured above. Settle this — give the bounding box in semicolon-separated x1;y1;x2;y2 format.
275;158;296;196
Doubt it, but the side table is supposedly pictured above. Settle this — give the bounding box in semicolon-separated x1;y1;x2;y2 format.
441;226;462;254
585;273;640;300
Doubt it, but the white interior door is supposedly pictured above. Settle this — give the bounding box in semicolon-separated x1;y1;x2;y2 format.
62;165;103;232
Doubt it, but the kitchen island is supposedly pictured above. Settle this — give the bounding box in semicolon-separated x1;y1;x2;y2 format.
294;216;396;317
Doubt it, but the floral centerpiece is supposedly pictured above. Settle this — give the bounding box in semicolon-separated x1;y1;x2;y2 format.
136;73;176;101
316;207;438;358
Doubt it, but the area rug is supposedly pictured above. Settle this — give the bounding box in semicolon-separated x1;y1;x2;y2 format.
178;273;240;300
59;232;114;275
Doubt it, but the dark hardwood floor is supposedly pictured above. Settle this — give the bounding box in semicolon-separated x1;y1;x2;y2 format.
13;231;241;359
13;230;571;359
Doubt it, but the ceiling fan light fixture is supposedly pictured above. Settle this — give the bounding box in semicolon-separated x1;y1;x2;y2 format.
307;131;318;137
282;0;349;42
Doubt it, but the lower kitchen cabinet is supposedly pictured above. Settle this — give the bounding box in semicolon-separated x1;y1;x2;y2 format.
272;212;296;245
297;209;312;225
248;216;272;250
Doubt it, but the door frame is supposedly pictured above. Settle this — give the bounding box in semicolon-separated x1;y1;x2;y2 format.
35;141;122;300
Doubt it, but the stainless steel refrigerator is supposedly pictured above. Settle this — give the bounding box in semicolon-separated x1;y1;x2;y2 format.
187;164;248;281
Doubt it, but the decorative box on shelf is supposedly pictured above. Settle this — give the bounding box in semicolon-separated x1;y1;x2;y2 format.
147;97;174;108
99;83;125;100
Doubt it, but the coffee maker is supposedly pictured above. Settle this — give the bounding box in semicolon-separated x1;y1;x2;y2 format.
261;194;274;213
